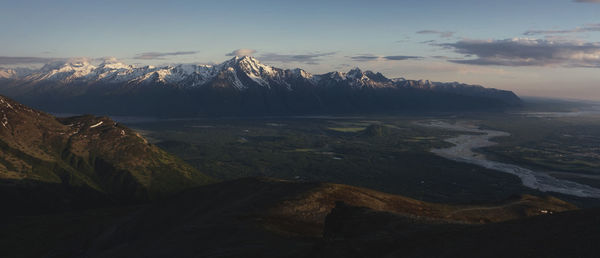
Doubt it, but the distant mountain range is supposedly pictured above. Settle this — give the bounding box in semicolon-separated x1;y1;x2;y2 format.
0;56;521;116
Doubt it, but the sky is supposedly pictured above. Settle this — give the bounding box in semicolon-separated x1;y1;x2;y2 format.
1;0;600;100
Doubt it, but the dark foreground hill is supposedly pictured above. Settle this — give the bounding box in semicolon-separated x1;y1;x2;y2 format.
0;56;521;116
0;95;213;214
315;201;600;258
2;177;591;258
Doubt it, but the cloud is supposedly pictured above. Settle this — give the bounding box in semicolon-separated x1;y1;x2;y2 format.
420;40;437;44
524;23;600;35
0;56;63;65
133;51;197;60
416;30;455;38
350;55;380;62
441;38;600;67
383;55;422;61
350;55;422;62
258;52;335;64
335;63;352;69
574;0;600;3
226;49;257;57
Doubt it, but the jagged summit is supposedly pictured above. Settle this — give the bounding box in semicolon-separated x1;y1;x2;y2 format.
346;67;364;78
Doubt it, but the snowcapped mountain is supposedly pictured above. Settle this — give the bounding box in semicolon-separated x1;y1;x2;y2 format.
0;56;521;116
0;69;17;79
0;67;36;79
1;56;411;89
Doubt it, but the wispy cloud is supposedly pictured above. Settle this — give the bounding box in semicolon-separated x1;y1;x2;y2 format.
350;55;422;62
258;52;335;64
226;49;257;56
133;51;197;60
0;56;63;65
383;55;422;61
350;55;380;62
524;23;600;35
574;0;600;3
416;30;455;38
441;38;600;67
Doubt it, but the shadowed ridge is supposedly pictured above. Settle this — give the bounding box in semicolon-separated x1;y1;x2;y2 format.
313;202;600;258
65;177;576;257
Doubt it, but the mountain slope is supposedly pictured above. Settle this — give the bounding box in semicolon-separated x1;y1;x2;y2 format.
0;95;213;214
0;56;521;116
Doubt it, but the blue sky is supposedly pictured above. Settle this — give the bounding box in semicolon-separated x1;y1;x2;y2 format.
1;0;600;100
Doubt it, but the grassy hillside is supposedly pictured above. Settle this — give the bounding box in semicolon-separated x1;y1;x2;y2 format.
0;95;213;214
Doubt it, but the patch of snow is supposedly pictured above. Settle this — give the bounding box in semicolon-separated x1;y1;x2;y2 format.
226;67;246;90
90;121;103;128
1;113;8;128
0;98;14;110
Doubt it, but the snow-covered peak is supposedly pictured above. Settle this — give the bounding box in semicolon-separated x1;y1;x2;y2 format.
217;56;285;88
0;69;17;79
346;67;363;79
30;59;97;82
345;68;389;82
289;68;313;79
224;56;273;73
227;55;260;64
174;64;198;74
238;56;276;75
418;79;432;86
98;57;131;70
313;68;392;88
0;67;37;79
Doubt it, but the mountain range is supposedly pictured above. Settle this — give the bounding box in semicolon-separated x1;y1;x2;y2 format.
0;56;521;116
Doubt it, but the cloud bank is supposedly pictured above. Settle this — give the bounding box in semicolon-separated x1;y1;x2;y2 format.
133;51;197;60
441;38;600;67
524;23;600;35
0;56;63;65
350;55;422;62
384;55;422;61
258;52;335;64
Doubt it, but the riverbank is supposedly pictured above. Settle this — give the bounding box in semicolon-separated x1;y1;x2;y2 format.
418;120;600;199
